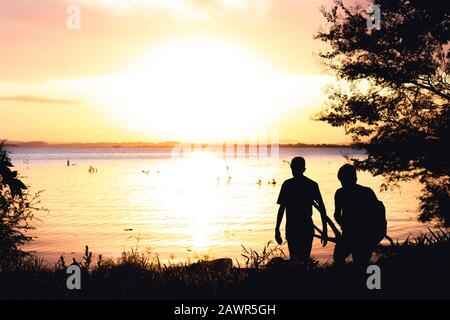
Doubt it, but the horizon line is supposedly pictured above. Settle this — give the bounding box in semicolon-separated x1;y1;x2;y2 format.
2;140;352;148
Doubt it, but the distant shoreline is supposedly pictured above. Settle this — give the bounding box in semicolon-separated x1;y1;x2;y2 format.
3;141;352;149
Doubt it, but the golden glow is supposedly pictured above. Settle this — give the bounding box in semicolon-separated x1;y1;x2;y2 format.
163;151;227;252
88;37;320;142
79;0;264;19
1;0;351;144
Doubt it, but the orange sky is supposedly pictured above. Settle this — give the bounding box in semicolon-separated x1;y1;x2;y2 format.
0;0;353;144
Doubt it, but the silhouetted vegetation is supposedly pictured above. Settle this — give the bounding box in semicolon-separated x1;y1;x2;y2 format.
0;231;448;299
0;142;45;270
315;0;449;226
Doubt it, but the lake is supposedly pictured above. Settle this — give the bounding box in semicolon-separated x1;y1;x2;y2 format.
7;146;429;264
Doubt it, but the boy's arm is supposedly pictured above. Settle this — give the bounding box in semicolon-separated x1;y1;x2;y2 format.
333;192;343;228
275;205;285;245
275;182;287;245
314;184;328;246
276;204;285;231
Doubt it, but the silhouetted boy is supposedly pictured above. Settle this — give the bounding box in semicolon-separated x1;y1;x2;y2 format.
333;164;386;268
275;157;328;263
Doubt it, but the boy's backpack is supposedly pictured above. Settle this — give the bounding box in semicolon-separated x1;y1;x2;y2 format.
370;198;387;243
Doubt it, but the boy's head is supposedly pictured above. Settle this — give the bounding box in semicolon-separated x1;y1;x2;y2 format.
290;157;306;177
337;164;357;187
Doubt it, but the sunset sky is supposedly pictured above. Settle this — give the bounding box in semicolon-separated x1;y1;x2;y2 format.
0;0;353;144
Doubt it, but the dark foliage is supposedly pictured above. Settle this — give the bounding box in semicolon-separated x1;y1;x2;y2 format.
0;232;448;299
0;142;43;270
315;0;450;226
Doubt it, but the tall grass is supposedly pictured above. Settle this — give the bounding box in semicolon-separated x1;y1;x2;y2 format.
0;229;448;299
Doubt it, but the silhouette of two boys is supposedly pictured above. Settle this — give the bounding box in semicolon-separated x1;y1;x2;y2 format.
276;157;383;267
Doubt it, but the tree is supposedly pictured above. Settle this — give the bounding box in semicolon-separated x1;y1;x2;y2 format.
0;142;42;269
315;0;449;226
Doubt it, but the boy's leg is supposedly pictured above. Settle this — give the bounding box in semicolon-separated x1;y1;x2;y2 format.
352;241;374;270
299;227;314;263
288;227;314;263
287;238;301;262
333;236;351;266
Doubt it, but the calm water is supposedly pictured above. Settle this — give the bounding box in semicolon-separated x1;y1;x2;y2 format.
8;147;428;263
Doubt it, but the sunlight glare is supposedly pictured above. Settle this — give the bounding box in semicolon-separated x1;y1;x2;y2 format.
95;37;303;142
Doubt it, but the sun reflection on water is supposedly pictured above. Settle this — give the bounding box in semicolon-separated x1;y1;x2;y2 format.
11;147;428;264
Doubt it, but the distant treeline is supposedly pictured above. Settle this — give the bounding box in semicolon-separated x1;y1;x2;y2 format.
279;143;351;149
3;141;351;149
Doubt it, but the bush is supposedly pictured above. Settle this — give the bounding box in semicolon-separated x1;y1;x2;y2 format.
0;142;44;270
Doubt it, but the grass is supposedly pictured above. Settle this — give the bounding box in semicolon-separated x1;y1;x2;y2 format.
0;229;448;300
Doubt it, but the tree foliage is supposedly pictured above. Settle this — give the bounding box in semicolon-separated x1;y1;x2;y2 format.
0;142;42;269
315;0;449;226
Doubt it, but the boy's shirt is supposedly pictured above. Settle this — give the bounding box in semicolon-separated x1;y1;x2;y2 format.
335;184;377;233
277;176;322;238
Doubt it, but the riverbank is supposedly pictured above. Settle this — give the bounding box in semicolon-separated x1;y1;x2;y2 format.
1;230;448;299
